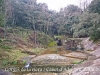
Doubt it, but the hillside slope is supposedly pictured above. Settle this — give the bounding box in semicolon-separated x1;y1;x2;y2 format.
0;27;55;67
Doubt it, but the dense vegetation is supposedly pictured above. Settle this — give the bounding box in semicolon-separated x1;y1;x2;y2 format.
1;0;99;41
0;0;100;66
0;0;100;48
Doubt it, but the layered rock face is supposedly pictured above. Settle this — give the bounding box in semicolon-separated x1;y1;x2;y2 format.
71;38;100;75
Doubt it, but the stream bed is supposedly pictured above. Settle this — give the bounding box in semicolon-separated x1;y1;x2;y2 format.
10;50;89;75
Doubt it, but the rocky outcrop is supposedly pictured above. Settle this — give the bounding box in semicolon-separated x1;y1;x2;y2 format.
0;69;14;75
61;52;88;60
92;46;100;57
20;38;100;75
31;54;83;65
81;38;96;50
70;38;100;75
81;38;100;57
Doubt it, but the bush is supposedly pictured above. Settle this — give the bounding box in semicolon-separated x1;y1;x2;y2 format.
0;39;2;43
2;60;8;66
1;45;11;50
48;41;57;47
90;29;100;42
0;45;12;52
37;32;54;47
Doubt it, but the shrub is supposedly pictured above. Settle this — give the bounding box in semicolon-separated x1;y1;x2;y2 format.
0;39;2;43
2;60;8;66
48;41;57;47
90;29;100;42
37;32;54;47
1;45;11;50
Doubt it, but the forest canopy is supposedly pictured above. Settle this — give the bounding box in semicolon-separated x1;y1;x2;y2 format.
0;0;100;42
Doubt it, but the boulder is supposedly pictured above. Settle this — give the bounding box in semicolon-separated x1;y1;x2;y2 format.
71;66;100;75
81;38;96;50
31;54;82;65
93;58;100;66
92;46;100;57
0;69;14;75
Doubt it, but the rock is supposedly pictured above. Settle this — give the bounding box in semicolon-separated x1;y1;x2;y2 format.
81;38;96;51
61;52;88;60
0;69;14;75
71;66;100;75
31;54;68;65
71;67;85;75
93;58;100;66
88;55;97;60
32;54;67;60
81;38;100;54
20;55;36;63
23;73;58;75
70;38;100;75
31;54;82;65
24;72;69;75
92;46;100;57
74;60;93;68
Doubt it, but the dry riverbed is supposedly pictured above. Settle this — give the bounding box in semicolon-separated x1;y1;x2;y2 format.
18;50;88;75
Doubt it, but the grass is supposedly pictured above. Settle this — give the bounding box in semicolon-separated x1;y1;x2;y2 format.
0;49;29;68
71;60;85;65
40;47;58;54
10;50;29;60
30;48;45;55
7;27;33;42
40;47;71;55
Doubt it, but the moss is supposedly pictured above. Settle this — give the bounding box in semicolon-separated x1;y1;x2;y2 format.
48;41;57;47
71;60;84;65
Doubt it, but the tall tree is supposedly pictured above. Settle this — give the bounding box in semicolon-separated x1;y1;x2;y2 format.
0;0;4;27
88;0;100;14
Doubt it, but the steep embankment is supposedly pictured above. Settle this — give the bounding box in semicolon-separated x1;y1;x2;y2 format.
71;38;100;75
0;27;55;67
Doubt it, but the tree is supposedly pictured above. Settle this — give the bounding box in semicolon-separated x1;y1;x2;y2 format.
90;29;100;42
0;0;4;27
72;12;100;38
88;0;100;14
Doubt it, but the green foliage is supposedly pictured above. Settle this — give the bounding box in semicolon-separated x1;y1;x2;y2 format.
0;45;11;51
0;0;4;27
2;60;8;66
72;12;100;38
2;0;100;43
0;39;2;43
48;41;57;47
6;0;81;37
11;60;18;65
1;60;25;66
72;60;84;64
71;61;80;64
22;60;27;64
66;5;81;13
37;32;54;47
90;29;100;42
89;0;100;14
54;36;64;39
0;40;12;52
